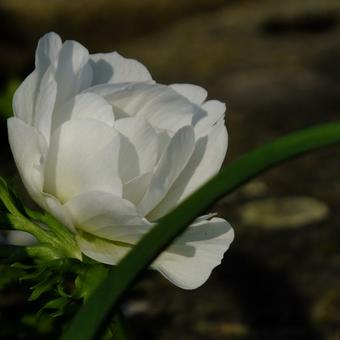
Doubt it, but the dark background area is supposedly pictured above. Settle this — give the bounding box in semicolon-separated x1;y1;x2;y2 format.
0;0;340;339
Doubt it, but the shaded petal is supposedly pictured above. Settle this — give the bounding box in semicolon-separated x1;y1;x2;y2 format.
115;117;159;173
33;67;57;143
44;119;122;203
105;83;195;132
44;194;74;231
35;32;62;71
7;117;46;204
64;190;151;241
55;40;93;105
195;100;226;137
118;134;140;183
12;70;39;124
76;232;130;265
12;32;62;125
138;126;195;216
153;217;234;289
170;84;207;105
90;52;152;85
123;172;152;205
7;119;75;230
149;119;228;220
52;92;114;132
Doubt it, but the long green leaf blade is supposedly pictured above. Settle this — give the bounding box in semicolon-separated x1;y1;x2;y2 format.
61;121;340;340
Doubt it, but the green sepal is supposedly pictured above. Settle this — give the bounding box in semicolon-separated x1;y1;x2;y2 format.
26;244;65;262
29;277;59;301
38;297;69;319
74;264;109;302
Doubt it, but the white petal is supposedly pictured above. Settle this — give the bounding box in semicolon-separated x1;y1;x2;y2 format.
76;232;130;265
7;118;46;203
12;70;39;124
105;83;195;132
148;119;228;220
52;92;114;132
35;32;62;71
115;117;159;173
81;82;131;98
195;100;226;137
7;118;75;230
44;194;74;231
33;67;57;143
138;126;195;216
13;33;62;125
153;217;234;289
65;190;150;242
123;172;152;205
44;119;122;203
117;134;140;183
55;40;92;105
170;84;207;105
90;52;152;85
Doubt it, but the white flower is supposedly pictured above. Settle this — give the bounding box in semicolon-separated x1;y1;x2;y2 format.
8;32;234;289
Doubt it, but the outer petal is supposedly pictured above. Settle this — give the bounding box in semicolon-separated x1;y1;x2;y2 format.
12;70;39;124
12;32;62;125
44;194;74;230
52;92;114;132
170;84;207;105
64;191;151;241
153;217;234;289
105;83;196;132
76;232;130;266
138;126;195;216
195;100;226;137
35;32;62;71
90;52;152;85
44;119;123;203
7;118;74;230
33;67;57;143
75;215;234;290
54;40;93;105
148;118;228;220
7;117;46;203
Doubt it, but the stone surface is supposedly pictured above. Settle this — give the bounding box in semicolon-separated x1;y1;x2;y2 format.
238;196;329;229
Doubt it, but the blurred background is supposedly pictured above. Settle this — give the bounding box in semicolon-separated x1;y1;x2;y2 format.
0;0;340;339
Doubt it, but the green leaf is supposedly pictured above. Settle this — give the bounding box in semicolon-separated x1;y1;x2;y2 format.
0;79;19;120
29;277;58;301
61;121;340;340
38;297;69;319
73;265;109;302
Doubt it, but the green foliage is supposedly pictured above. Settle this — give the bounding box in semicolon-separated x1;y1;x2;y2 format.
0;177;81;260
0;79;19;120
62;121;340;340
74;265;109;302
0;177;109;321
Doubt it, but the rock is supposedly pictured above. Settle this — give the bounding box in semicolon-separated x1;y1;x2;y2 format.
238;196;329;229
